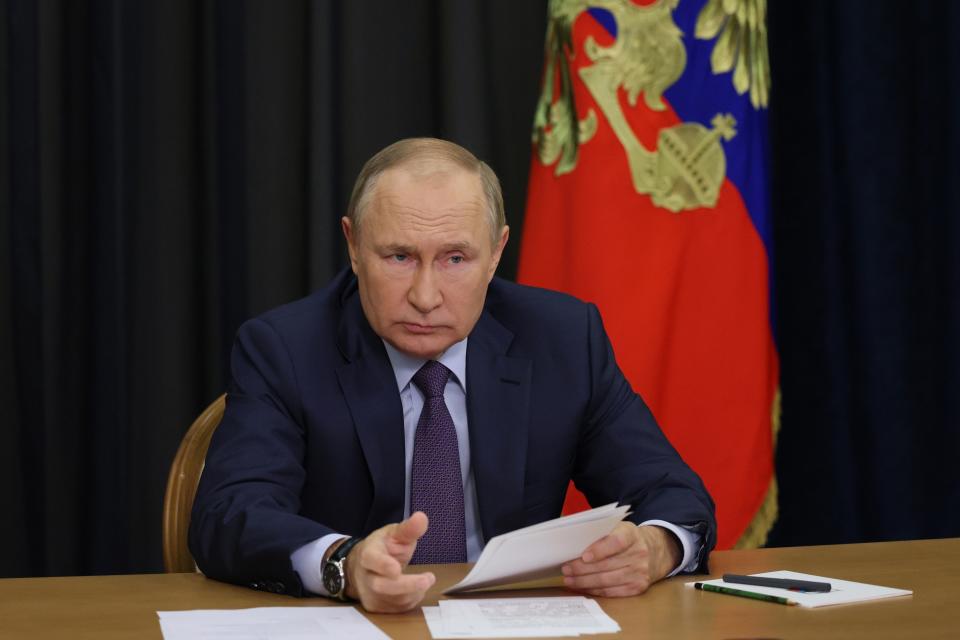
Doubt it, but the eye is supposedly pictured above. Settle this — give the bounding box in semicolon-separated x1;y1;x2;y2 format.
391;254;408;263
449;255;464;264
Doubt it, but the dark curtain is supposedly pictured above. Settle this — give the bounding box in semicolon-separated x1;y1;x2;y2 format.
766;2;960;545
2;0;958;578
0;0;546;577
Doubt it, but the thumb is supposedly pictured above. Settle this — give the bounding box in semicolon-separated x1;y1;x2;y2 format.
390;511;429;546
383;512;429;564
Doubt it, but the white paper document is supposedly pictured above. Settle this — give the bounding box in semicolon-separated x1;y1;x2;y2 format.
157;606;390;640
685;570;913;608
423;597;620;638
444;503;630;593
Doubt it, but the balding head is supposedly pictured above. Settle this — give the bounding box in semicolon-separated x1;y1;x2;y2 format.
346;138;506;247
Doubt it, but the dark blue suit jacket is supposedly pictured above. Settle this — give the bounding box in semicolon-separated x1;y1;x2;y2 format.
189;268;716;595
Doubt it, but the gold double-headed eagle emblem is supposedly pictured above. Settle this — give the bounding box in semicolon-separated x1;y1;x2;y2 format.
533;0;769;212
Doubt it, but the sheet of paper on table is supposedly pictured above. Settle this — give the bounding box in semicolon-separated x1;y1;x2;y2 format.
444;503;630;594
157;606;390;640
423;596;620;638
685;570;913;608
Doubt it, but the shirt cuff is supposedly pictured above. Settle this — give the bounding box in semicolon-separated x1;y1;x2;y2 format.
638;519;702;577
290;533;348;596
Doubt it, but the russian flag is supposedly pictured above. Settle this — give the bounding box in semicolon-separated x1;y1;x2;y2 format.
518;0;778;549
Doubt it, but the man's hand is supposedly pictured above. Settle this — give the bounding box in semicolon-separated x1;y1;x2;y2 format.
338;512;436;613
560;523;682;597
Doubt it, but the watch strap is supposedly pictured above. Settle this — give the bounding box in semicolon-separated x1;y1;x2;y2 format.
329;536;362;563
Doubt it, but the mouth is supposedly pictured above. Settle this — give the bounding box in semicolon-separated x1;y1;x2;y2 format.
402;323;441;335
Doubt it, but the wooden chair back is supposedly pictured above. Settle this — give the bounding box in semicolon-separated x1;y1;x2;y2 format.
162;394;226;573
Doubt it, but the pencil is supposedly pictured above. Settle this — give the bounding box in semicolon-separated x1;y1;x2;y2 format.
694;582;799;606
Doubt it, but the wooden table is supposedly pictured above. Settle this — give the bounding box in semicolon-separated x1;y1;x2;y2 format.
1;538;957;639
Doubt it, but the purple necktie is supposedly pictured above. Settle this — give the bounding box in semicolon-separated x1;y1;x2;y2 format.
409;360;467;564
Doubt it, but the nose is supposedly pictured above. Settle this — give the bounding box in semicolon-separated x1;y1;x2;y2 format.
408;263;443;314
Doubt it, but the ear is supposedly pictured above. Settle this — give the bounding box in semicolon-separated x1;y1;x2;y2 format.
341;216;360;273
487;225;510;281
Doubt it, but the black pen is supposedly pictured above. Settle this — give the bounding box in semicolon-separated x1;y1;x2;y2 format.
695;582;798;606
723;573;832;592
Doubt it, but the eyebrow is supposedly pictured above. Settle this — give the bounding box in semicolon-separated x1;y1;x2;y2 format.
440;241;474;253
379;243;417;254
377;241;476;254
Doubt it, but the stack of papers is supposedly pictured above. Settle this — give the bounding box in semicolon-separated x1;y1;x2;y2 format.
686;570;913;608
423;597;620;638
445;503;630;593
158;607;389;639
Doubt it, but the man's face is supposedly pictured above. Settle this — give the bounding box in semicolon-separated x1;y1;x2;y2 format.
342;164;509;359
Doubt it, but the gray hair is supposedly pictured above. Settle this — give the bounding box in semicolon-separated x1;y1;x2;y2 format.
346;138;506;246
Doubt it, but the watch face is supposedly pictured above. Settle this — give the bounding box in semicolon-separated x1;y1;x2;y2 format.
322;562;343;596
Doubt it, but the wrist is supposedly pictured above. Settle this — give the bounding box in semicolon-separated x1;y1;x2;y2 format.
344;539;364;601
322;536;362;600
640;525;682;580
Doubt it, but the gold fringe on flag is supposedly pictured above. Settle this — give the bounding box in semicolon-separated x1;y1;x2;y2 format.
734;388;781;549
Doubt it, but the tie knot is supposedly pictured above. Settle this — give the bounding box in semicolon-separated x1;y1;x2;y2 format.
412;360;451;399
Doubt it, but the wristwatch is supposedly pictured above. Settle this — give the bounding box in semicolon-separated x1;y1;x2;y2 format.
322;537;362;600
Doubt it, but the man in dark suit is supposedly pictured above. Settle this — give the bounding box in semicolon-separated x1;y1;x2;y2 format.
189;138;716;613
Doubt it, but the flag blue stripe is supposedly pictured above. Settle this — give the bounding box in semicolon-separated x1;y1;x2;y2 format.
664;1;773;259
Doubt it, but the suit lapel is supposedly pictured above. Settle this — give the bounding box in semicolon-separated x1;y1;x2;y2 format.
334;290;406;534
466;309;532;541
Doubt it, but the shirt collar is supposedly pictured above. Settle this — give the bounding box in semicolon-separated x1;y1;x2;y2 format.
382;337;468;393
